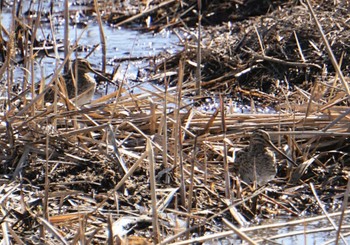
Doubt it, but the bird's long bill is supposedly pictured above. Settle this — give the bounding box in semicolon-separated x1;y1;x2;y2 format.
266;140;298;167
88;67;116;86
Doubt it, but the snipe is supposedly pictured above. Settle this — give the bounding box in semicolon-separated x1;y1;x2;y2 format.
45;58;113;106
234;129;295;186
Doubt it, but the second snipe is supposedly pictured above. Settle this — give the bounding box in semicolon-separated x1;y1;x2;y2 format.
234;129;295;186
45;58;113;106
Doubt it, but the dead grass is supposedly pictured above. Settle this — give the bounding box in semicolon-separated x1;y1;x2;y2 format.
0;0;350;244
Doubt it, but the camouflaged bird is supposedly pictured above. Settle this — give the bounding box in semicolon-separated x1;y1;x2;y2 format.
234;129;277;186
45;58;114;105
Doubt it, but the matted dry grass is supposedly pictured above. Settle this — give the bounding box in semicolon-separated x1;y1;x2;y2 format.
0;0;350;244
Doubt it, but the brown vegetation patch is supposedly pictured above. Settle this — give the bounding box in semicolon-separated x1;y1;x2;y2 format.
0;0;350;244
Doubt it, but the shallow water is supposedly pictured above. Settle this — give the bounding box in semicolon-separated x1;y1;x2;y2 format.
203;214;350;245
0;1;181;99
265;215;350;245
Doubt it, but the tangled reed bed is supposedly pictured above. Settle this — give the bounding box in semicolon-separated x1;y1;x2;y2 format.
0;0;350;244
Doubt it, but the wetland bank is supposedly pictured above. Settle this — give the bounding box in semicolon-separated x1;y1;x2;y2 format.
1;0;350;244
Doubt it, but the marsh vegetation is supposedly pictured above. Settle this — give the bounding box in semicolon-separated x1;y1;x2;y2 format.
0;0;350;244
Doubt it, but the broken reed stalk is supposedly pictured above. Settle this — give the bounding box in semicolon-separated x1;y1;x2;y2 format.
220;94;230;199
335;176;350;244
107;214;114;245
63;0;69;73
29;1;42;113
195;0;202;96
43;118;50;224
176;57;186;207
162;62;169;174
17;10;29;108
94;0;107;72
4;2;16;116
147;139;161;244
47;0;63;129
186;136;197;239
150;100;156;133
